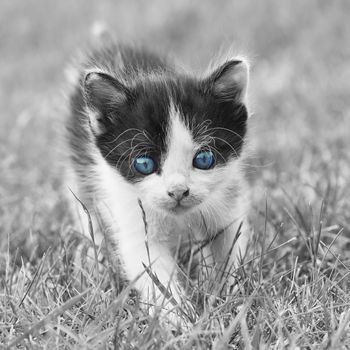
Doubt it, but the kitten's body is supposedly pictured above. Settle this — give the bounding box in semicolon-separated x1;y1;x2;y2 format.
67;41;251;315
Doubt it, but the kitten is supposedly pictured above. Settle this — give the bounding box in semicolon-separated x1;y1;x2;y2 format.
66;41;251;318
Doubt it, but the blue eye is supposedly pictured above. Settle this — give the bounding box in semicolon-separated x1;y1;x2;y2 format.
193;150;215;170
133;155;157;175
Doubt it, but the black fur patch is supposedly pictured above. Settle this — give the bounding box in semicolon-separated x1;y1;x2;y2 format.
95;78;172;181
69;44;248;183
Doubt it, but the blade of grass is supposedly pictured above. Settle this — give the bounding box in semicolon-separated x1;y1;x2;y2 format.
70;188;100;284
5;289;91;350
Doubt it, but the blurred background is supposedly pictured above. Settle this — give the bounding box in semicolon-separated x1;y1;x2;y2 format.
0;0;349;260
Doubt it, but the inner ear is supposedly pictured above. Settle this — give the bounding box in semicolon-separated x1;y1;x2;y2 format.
207;59;249;102
83;71;129;135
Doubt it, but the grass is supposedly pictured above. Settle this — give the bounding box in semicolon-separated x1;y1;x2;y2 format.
1;0;350;348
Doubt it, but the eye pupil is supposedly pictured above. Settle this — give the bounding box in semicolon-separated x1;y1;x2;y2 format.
193;150;215;170
133;156;156;175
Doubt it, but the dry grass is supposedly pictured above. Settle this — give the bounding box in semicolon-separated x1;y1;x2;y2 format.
1;0;350;348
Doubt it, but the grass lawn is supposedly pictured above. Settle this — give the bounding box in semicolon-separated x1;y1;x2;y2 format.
1;0;350;348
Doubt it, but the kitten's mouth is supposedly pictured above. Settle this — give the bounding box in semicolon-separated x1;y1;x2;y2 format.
170;203;187;213
162;197;202;214
167;201;195;214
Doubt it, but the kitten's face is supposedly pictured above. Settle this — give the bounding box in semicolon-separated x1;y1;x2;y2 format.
134;100;246;214
84;60;249;215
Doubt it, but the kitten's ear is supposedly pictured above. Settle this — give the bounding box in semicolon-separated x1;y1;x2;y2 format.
207;59;249;103
83;71;128;134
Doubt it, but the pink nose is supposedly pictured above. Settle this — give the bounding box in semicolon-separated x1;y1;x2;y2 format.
167;188;190;201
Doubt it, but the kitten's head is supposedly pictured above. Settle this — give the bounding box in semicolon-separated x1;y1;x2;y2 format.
83;58;249;215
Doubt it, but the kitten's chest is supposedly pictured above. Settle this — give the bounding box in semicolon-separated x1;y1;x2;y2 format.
147;213;205;246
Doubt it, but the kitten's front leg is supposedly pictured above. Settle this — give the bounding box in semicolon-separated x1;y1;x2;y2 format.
209;220;250;288
117;231;190;320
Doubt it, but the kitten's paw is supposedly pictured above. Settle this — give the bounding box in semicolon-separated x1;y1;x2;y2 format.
146;302;194;331
137;278;197;330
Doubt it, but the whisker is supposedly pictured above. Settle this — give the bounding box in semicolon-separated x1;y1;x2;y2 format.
117;143;151;170
104;132;146;159
210;136;239;158
106;128;145;145
207;126;245;143
207;143;227;163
